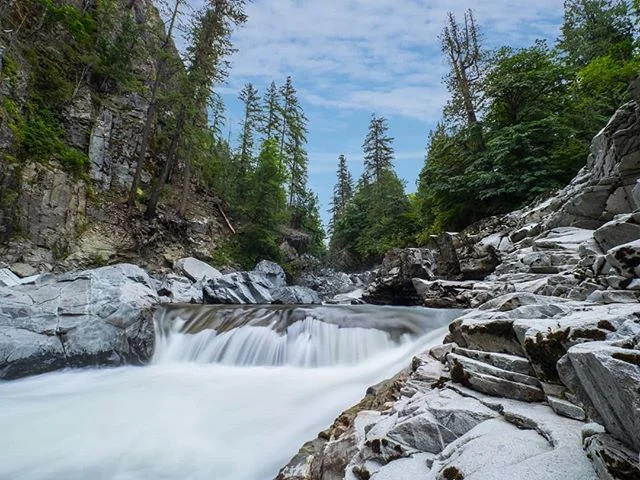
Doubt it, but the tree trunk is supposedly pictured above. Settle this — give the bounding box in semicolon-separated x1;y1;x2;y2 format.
179;153;191;217
127;96;157;206
145;107;186;219
127;0;181;207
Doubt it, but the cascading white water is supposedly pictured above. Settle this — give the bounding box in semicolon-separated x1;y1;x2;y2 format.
0;305;461;480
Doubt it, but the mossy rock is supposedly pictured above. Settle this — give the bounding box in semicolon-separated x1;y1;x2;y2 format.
523;328;570;382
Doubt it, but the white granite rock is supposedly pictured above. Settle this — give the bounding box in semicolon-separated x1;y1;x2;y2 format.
174;257;222;283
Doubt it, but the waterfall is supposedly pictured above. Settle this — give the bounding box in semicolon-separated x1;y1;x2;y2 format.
0;304;461;480
152;304;455;366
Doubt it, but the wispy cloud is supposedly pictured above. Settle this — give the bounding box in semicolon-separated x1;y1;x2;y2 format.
222;0;563;120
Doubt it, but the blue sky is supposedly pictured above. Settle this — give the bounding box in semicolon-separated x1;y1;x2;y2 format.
203;0;565;228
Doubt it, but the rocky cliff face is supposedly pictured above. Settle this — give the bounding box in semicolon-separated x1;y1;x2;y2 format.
278;96;640;479
0;0;227;274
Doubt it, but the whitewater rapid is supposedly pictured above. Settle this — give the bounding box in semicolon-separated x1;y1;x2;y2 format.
0;305;460;480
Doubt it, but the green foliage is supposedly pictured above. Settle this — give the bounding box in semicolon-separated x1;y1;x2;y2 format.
92;0;142;90
3;97;88;174
238;139;288;266
22;107;88;172
329;117;412;268
332;172;412;268
416;6;640;237
237;83;261;174
39;0;95;45
1;55;19;83
210;238;244;269
417;124;482;233
329;154;354;235
1;0;145;176
290;191;326;257
362;114;394;183
558;0;634;69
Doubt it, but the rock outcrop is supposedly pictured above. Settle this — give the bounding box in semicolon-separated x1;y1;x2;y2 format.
0;256;326;378
363;248;435;305
0;264;158;379
202;264;323;305
203;271;276;304
174;257;223;283
277;292;640;480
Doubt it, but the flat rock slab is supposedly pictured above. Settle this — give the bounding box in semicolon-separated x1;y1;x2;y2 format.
174;257;222;283
0;268;21;287
368;454;432;480
453;347;534;376
427;415;597;480
533;228;595;251
547;396;586;421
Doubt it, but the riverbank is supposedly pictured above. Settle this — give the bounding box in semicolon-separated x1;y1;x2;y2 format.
275;99;640;479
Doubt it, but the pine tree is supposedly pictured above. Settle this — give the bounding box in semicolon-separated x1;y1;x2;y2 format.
127;0;184;206
297;190;326;256
261;81;281;141
210;92;226;140
286;135;309;209
558;0;634;69
278;76;309;208
329;154;353;233
362;114;394;185
240;139;288;264
237;82;261;174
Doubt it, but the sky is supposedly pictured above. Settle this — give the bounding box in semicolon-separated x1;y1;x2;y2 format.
200;0;566;228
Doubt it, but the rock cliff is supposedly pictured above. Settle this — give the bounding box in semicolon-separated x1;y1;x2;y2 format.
0;0;228;274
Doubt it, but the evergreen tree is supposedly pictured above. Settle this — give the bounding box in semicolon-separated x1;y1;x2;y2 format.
362;114;394;185
295;190;326;257
560;1;639;143
209;92;226;139
329;154;353;233
261;81;281;141
286;135;309;209
128;0;184;206
329;118;410;268
240;139;288;264
278;76;309;207
145;0;247;219
237;82;261;174
558;0;634;69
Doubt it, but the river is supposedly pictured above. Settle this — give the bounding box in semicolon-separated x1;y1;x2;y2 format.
0;304;460;480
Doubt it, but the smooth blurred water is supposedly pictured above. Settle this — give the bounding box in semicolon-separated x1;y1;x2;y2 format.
0;305;460;480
